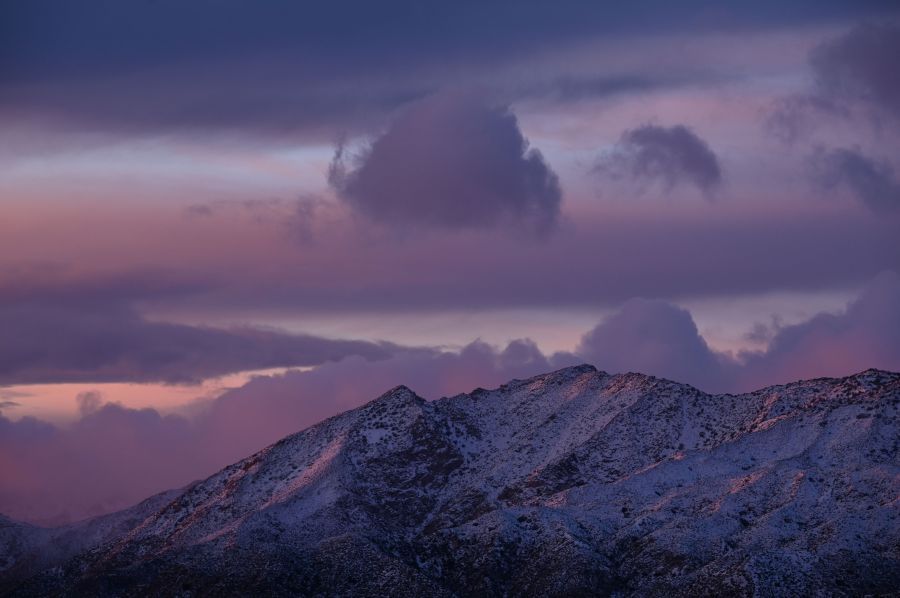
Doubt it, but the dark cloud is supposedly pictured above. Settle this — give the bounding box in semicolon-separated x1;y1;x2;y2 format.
595;124;723;197
1;0;873;79
0;303;393;385
2;1;893;139
811;22;900;119
810;146;900;213
520;73;693;103
329;93;562;233
0;264;213;309
767;22;900;141
0;401;20;410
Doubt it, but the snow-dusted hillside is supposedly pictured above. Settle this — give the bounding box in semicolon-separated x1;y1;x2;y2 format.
3;365;899;596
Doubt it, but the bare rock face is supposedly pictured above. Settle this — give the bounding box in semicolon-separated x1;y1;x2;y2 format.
3;365;899;596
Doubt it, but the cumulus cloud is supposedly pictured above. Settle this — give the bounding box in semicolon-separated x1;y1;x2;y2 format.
595;124;722;197
737;271;900;387
809;146;900;214
576;298;734;390
329;92;562;233
575;272;900;392
0;303;393;385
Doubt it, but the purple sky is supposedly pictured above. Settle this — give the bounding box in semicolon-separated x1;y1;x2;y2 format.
1;1;900;523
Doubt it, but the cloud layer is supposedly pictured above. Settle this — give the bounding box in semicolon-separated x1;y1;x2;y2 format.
0;303;393;385
3;1;891;139
4;204;898;313
329;93;562;233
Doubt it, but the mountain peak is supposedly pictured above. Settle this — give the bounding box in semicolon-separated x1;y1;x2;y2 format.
553;362;599;375
368;384;424;408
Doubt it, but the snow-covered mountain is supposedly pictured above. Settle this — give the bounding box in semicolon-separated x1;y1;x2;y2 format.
2;365;899;596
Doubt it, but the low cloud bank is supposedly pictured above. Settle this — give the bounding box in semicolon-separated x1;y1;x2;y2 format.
0;303;394;385
2;272;899;524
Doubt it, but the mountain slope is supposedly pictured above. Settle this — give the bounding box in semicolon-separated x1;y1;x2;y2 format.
3;365;899;596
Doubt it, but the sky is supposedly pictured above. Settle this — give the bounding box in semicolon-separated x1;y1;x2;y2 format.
1;0;900;524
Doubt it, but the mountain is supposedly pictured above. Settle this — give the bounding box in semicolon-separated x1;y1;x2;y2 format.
2;365;899;596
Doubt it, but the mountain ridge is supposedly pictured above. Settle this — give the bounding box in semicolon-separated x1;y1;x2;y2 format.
2;365;899;596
